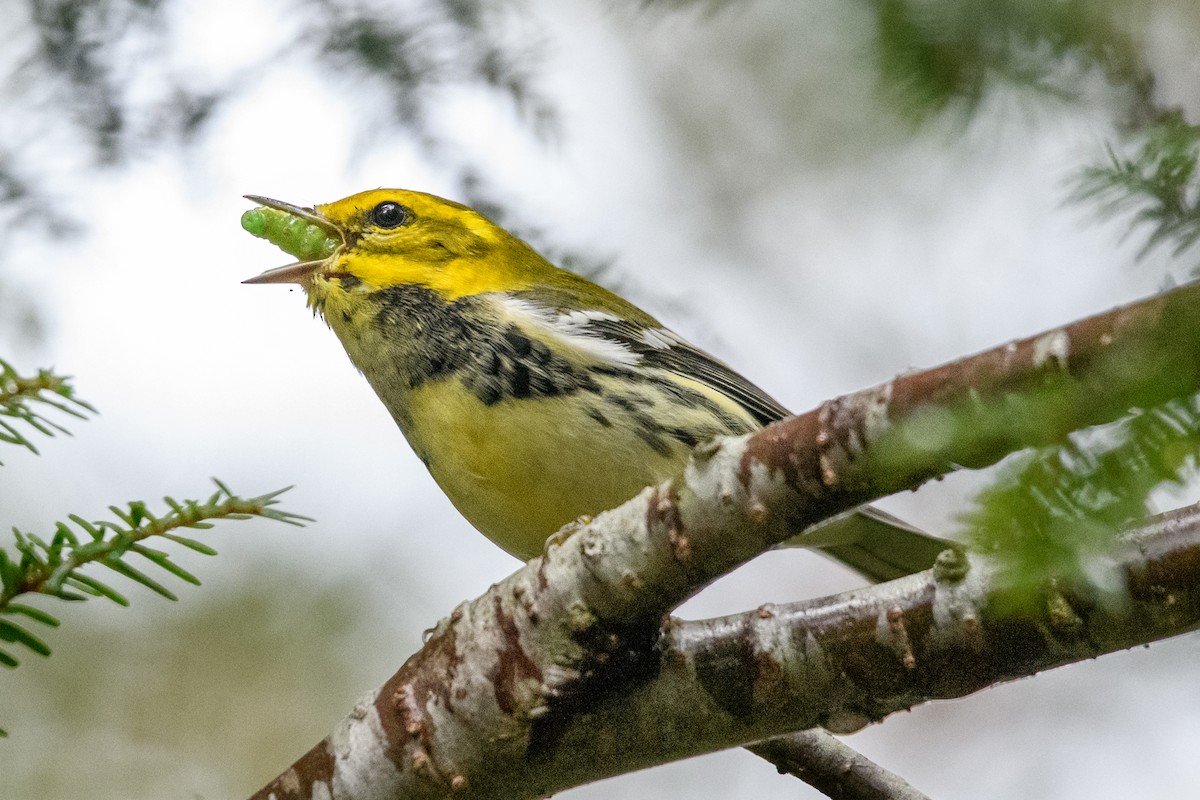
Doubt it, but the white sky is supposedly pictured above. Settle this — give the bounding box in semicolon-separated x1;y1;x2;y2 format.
3;1;1200;798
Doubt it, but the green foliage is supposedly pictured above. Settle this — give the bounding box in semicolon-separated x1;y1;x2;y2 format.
860;3;1200;597
0;359;94;460
868;2;1200;273
963;400;1200;601
1073;112;1200;263
870;0;1151;122
868;284;1200;603
0;359;310;736
0;482;308;670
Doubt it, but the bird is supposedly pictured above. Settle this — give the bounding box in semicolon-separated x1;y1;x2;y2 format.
242;188;950;581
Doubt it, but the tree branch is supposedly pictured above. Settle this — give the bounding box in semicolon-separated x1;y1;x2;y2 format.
747;729;931;800
250;502;1200;800
248;282;1200;800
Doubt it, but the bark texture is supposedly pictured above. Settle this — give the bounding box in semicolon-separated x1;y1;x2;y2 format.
249;283;1200;800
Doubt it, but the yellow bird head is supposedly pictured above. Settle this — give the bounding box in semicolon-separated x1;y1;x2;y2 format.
242;188;562;304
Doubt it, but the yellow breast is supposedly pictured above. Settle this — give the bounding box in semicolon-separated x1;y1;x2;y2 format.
404;376;695;560
318;276;760;561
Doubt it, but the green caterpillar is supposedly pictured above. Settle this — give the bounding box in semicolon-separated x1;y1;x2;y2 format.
241;206;339;262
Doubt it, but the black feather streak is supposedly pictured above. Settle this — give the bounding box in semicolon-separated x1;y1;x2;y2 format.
365;286;765;452
372;285;600;405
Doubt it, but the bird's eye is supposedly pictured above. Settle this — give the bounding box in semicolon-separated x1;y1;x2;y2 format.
369;201;411;229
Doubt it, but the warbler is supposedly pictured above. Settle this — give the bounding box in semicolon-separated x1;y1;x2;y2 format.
242;189;948;580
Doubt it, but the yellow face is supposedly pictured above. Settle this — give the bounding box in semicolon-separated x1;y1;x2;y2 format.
243;188;552;302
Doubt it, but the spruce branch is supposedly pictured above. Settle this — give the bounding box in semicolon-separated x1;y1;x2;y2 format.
870;0;1153;124
963;397;1200;600
1072;111;1200;263
0;359;95;458
0;481;310;671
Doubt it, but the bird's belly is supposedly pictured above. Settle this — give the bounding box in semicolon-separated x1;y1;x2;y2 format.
405;380;688;560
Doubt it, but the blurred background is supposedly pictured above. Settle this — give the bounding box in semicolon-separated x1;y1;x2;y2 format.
3;0;1200;797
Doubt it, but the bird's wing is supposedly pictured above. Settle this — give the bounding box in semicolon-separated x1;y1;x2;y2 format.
504;288;957;584
577;315;791;426
504;288;790;426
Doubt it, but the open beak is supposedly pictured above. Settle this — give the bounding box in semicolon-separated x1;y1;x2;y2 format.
242;259;327;285
241;195;342;285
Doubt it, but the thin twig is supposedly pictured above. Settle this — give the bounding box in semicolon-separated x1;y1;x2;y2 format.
748;730;930;800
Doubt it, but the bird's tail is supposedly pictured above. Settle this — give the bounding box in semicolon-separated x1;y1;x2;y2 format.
780;505;959;584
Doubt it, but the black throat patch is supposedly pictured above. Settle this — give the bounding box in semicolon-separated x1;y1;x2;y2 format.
370;285;603;404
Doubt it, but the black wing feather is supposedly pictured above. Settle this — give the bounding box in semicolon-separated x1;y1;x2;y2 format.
584;317;791;426
510;286;791;426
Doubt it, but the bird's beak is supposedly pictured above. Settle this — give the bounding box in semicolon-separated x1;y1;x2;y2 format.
241;195;342;285
243;195;335;230
241;259;327;285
